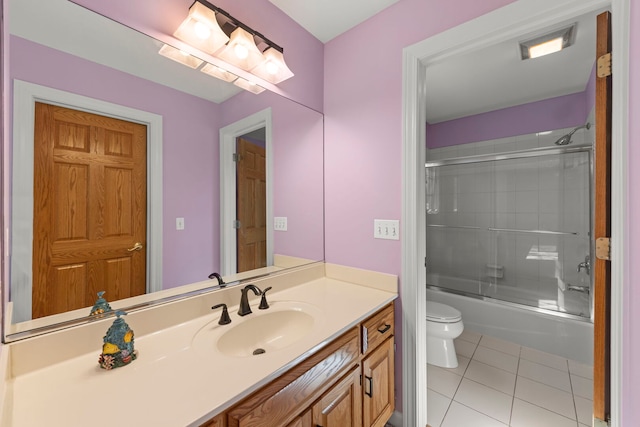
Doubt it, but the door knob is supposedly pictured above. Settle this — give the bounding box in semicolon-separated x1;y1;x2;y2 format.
127;242;143;252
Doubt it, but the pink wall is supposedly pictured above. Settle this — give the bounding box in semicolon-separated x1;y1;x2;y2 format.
426;91;589;148
10;36;222;289
70;0;324;113
220;90;325;261
623;0;640;424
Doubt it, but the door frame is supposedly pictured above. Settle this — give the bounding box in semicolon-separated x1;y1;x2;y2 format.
11;80;163;323
400;1;630;426
219;108;273;276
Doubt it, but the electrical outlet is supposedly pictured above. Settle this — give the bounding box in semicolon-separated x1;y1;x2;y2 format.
176;217;185;230
274;217;288;231
374;219;399;240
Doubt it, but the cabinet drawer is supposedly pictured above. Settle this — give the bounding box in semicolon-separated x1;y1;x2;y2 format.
361;304;394;355
226;328;359;427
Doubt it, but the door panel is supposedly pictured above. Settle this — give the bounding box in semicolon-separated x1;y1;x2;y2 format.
33;103;147;319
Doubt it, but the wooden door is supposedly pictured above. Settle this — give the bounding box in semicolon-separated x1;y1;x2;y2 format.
362;338;395;427
312;366;362;427
236;137;267;272
593;11;612;422
32;103;147;318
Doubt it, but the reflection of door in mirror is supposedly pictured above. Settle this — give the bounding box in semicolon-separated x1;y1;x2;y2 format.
32;103;147;318
236;134;267;272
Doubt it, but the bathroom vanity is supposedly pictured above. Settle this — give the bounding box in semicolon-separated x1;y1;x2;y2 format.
0;263;397;426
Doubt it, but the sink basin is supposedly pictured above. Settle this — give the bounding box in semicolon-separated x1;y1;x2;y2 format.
194;302;321;357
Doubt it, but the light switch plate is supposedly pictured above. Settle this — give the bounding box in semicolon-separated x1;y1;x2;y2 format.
274;217;288;231
374;219;399;240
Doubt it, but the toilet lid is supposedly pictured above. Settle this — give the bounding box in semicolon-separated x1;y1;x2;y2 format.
426;301;462;323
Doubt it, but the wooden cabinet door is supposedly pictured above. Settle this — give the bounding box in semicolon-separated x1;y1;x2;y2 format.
287;409;312;427
312;366;362;427
362;338;394;427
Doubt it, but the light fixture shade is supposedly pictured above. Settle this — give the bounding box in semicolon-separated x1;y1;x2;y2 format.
158;44;204;69
251;47;294;84
201;63;238;82
234;77;266;94
216;27;265;71
174;1;229;55
520;23;576;60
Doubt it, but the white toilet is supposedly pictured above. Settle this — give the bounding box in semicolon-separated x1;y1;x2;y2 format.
426;301;464;368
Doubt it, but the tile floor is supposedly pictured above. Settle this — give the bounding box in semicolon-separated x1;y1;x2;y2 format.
427;330;594;427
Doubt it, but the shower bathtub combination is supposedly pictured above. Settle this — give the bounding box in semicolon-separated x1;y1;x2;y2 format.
425;125;594;364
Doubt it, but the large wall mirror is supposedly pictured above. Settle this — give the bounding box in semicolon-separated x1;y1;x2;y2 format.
3;0;324;340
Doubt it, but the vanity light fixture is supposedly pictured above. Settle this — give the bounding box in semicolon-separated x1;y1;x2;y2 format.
201;63;238;82
162;0;294;92
158;44;204;69
233;77;266;94
519;23;576;60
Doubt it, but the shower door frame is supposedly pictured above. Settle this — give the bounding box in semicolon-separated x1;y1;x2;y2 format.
400;1;630;427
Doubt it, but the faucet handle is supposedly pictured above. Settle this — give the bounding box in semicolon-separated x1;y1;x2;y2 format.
259;287;273;310
211;303;232;325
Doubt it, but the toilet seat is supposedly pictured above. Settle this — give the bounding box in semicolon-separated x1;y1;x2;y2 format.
426;301;462;323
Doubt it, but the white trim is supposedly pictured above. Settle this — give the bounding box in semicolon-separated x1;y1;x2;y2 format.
11;80;163;323
401;1;627;426
219;109;273;276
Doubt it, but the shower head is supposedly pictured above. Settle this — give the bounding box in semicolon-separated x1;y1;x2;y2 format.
554;122;591;145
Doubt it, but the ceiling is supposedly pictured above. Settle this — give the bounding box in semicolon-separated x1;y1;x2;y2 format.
269;0;400;43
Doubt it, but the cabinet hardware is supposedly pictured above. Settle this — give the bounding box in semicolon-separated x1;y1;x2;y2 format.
365;375;374;397
378;324;391;334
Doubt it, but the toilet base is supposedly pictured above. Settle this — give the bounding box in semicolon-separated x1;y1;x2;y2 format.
427;336;459;368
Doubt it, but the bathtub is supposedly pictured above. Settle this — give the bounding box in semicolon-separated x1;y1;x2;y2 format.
426;277;593;365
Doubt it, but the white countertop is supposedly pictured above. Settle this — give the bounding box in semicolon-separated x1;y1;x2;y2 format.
6;276;396;426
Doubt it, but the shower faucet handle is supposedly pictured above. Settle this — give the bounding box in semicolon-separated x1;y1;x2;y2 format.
577;255;591;275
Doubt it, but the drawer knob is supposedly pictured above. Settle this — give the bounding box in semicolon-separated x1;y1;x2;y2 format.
378;324;391;334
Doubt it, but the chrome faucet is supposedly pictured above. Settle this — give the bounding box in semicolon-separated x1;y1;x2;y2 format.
577;255;591;276
238;284;262;316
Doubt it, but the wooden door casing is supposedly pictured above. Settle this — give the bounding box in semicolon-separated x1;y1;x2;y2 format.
32;103;147;318
236;137;267;273
593;10;612;421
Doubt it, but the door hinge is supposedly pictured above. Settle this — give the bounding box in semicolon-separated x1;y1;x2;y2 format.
596;237;611;260
597;52;612;78
233;153;242;162
233;220;241;229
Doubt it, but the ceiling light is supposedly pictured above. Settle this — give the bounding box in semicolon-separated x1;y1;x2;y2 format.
201;63;238;82
251;47;294;84
234;77;266;94
173;1;229;55
216;27;265;71
158;44;204;69
520;23;576;60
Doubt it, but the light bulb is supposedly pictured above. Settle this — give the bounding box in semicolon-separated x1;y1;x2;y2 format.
234;44;249;59
193;21;211;40
265;60;279;75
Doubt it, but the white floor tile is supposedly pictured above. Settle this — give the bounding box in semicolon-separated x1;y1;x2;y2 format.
571;374;594;400
515;376;576;420
458;329;482;344
447;355;470;377
518;358;572;392
574;396;593;425
465;360;517;395
473;345;519;374
454;378;513;424
427;389;451;427
427;364;463;398
568;360;593;380
479;335;521;357
441;401;508;427
455;338;478;358
510;398;578;427
520;346;568;371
